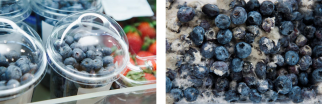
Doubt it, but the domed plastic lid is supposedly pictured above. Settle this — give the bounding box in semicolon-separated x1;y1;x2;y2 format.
31;0;102;21
0;19;47;101
46;12;129;86
0;0;32;23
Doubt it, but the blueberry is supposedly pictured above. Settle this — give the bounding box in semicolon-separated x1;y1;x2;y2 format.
189;78;203;87
276;1;293;14
184;87;199;102
214;46;229;61
202;4;220;18
20;73;33;85
69;42;77;49
313;45;322;57
81;58;94;72
229;0;246;9
6;79;20;88
189;26;205;46
277;68;288;76
191;65;208;79
285;51;299;65
86;50;96;59
301;88;316;99
304;25;316;39
170;88;183;102
66;65;75;71
97;65;115;75
224;90;240;102
249;89;262;103
299;72;308;86
287;43;299;53
255;61;266;79
313;57;322;69
274;75;292;94
315;28;322;40
237;82;250;96
314;16;322;27
5;65;22;80
0;54;8;67
288;65;300;75
245;0;260;11
243;75;257;88
0;81;6;90
102;56;113;67
215;14;231;29
279;21;294;35
199;20;210;30
210;61;228;76
177;7;195;22
245;33;255;43
229;81;238;91
235;42;252;58
101;47;112;56
260;1;274;15
63;57;78;67
29;63;37;72
0;73;5;81
92;59;103;71
287;74;298;86
59;45;72;59
15;57;30;67
19;64;30;74
166;77;172;93
232;26;246;40
314;4;322;16
288;86;303;103
295;35;307;47
204;76;214;88
231;58;243;72
272;54;284;66
266;65;277;80
257;80;269;93
217;29;232;44
230;72;243;82
215;77;229;92
72;48;86;62
0;67;6;75
279;36;290;47
64;35;74;45
6;50;20;62
247;11;262;26
262;17;275;33
53;40;66;51
312;68;322;83
95;51;103;58
230;7;247;25
200;42;216;59
298;55;312;71
264;90;278;102
74;33;85;42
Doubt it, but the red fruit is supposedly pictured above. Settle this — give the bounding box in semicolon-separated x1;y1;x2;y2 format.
144;73;156;80
136;51;154;70
148;41;156;55
122;58;135;76
137;22;156;39
127;32;143;54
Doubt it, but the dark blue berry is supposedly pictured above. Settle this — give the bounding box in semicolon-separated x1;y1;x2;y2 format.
0;54;8;67
304;25;316;39
177;7;195;22
64;35;74;45
313;57;322;69
63;57;78;67
299;72;308;86
288;86;303;103
202;4;220;18
95;51;103;58
189;26;205;46
72;48;86;62
314;4;322;16
166;77;172;93
274;75;292;94
247;11;262;25
217;29;232;44
204;76;213;88
230;72;243;82
53;40;66;51
301;88;316;99
231;58;243;72
229;0;246;9
7;79;20;88
101;47;112;56
313;45;322;58
191;65;208;79
287;74;298;86
81;58;94;72
245;0;260;11
257;80;269;93
15;57;30;67
214;46;229;61
314;16;322;27
255;61;266;79
285;51;299;65
188;78;203;87
224;90;240;102
315;28;322;40
184;87;199;102
260;1;274;15
235;42;252;58
86;50;96;59
279;21;294;35
170;88;183;102
295;35;307;47
0;67;6;75
29;63;37;72
200;42;216;59
298;55;312;71
210;61;228;76
231;7;247;25
92;59;103;71
237;82;250;96
276;1;293;14
5;65;22;80
246;25;260;36
97;65;115;75
215;77;229;92
272;54;284;66
215;14;231;29
74;33;84;42
59;45;72;59
264;90;278;102
249;89;262;103
103;56;113;67
19;64;30;74
20;73;33;85
6;50;20;62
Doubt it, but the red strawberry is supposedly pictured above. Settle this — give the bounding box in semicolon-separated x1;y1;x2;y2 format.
137;22;156;39
122;58;135;76
136;51;154;70
148;41;156;55
144;73;156;80
127;32;143;54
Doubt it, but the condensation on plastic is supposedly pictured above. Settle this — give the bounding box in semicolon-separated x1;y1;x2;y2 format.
0;19;47;101
0;0;32;23
46;12;129;97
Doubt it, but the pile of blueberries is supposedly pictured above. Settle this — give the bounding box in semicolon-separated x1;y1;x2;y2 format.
42;0;93;11
0;51;37;90
53;34;115;76
166;0;322;103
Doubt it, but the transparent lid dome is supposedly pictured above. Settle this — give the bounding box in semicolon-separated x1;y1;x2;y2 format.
46;12;129;86
0;0;32;23
0;19;47;101
31;0;102;21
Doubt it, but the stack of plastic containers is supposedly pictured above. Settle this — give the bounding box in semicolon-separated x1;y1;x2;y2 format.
46;12;129;103
0;19;47;103
0;0;32;25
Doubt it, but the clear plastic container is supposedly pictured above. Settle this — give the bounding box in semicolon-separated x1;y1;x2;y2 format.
0;19;47;104
46;12;129;101
0;0;32;24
